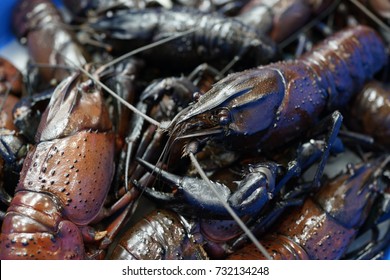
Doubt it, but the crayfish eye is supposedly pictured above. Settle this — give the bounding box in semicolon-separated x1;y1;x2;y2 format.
217;108;231;126
80;79;96;93
193;91;201;102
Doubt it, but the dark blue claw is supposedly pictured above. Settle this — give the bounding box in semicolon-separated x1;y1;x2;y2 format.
228;172;270;215
136;157;232;217
135;157;278;218
136;157;182;187
132;179;178;203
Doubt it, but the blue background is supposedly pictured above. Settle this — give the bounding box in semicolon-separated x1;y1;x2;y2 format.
0;0;389;261
0;0;63;47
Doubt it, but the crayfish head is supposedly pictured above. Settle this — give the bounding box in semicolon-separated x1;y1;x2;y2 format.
164;67;286;154
162;105;229;157
35;73;112;142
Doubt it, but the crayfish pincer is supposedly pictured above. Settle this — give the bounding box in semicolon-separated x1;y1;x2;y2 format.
0;73;115;259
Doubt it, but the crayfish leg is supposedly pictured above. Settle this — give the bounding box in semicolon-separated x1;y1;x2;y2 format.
300;111;343;189
83;189;142;259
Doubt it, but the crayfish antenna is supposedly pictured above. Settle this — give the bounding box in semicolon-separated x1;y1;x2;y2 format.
136;157;182;187
348;0;390;34
57;27;202;129
96;28;199;71
76;33;113;52
64;58;161;128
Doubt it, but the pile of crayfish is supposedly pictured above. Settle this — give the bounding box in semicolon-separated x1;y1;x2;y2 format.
0;0;389;260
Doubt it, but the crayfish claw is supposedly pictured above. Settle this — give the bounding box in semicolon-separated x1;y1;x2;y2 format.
132;179;179;203
135;157;182;187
